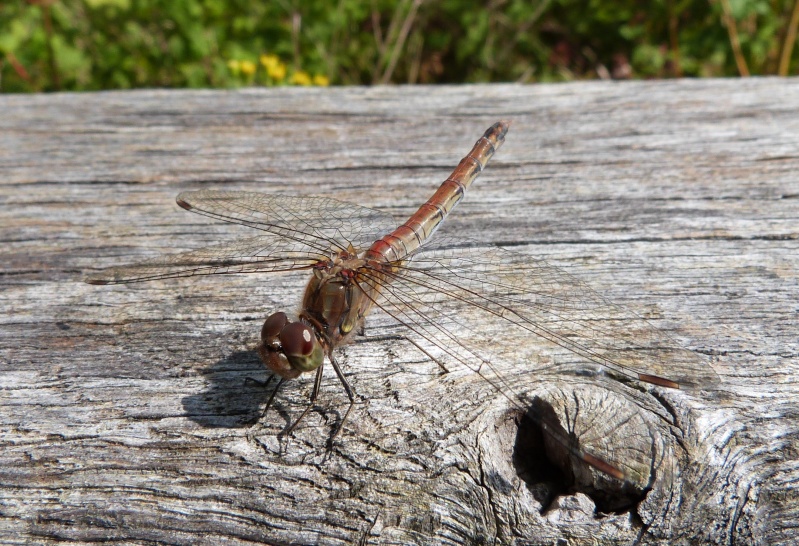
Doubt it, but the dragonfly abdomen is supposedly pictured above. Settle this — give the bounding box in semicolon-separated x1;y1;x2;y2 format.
366;120;510;264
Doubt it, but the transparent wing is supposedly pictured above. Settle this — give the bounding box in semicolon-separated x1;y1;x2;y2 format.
86;192;399;284
176;191;398;252
359;236;718;395
85;234;325;284
356;238;717;482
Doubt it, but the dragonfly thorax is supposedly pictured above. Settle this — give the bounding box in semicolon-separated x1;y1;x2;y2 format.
301;255;371;345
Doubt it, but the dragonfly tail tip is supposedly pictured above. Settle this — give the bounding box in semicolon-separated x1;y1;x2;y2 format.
582;453;626;481
639;373;680;389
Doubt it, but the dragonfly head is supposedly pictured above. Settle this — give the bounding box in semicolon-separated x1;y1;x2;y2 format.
258;311;324;379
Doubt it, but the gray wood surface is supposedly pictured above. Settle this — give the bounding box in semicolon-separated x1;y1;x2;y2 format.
1;80;797;545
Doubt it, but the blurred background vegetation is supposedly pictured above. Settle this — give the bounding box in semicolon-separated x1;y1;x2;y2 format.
2;0;798;92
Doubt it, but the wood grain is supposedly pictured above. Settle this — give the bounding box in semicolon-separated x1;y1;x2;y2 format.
1;80;798;545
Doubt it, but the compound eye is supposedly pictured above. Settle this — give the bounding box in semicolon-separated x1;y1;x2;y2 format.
279;322;315;357
261;312;289;342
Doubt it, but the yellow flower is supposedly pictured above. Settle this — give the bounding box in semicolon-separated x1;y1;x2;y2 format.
290;71;312;86
260;54;287;82
227;59;241;74
260;54;279;70
312;74;330;87
240;60;256;76
269;64;286;81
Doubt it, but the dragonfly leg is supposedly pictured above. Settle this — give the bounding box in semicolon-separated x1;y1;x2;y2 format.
258;375;285;423
244;373;275;389
327;351;356;441
286;362;325;435
242;374;281;426
283;352;356;441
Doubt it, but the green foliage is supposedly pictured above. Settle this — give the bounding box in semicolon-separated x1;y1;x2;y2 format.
1;0;797;92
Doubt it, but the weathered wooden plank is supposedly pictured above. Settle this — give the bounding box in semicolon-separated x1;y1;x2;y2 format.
1;80;798;545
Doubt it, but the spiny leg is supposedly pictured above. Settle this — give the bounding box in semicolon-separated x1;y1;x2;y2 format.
286;362;325;435
243;374;281;426
327;350;356;441
244;374;275;389
259;375;286;423
280;350;356;441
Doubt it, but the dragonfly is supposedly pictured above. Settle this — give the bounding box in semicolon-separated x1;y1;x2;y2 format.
86;121;718;482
